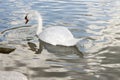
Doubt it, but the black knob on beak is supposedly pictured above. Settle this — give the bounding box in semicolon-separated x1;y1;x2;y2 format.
25;14;29;24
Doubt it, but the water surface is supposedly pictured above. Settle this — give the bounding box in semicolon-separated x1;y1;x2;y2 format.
0;0;120;80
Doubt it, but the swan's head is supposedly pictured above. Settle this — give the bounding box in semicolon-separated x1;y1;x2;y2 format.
24;10;39;24
25;10;43;35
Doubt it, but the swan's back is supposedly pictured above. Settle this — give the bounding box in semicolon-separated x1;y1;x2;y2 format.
39;26;78;46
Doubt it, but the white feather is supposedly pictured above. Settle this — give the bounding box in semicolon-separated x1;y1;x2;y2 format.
27;10;80;46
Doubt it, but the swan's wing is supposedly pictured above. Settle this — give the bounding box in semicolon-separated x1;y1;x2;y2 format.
60;38;81;46
39;26;74;46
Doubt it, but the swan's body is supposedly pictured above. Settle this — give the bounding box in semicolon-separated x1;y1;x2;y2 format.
25;10;80;53
39;26;80;46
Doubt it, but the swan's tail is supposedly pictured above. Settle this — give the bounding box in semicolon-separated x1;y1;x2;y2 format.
73;38;82;44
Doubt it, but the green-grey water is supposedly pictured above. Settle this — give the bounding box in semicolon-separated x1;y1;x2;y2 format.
0;0;120;80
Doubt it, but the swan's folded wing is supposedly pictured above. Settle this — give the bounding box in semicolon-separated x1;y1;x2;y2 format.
39;26;75;46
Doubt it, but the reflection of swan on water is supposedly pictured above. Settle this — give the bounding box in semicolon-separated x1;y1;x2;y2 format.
28;41;83;57
25;10;82;56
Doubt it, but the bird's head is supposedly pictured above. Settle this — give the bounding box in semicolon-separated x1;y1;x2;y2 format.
24;10;38;24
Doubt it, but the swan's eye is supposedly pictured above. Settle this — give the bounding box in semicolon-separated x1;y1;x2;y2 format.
25;15;29;24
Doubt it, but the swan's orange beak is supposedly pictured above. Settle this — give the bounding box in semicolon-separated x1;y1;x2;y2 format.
25;15;29;24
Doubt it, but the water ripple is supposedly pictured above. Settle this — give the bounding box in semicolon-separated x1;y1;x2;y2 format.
0;0;120;80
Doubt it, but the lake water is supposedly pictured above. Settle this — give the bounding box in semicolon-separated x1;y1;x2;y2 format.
0;0;120;80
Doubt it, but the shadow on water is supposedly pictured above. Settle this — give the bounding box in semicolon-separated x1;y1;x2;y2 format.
28;40;84;58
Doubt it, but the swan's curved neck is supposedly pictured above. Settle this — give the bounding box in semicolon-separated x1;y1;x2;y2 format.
35;12;43;35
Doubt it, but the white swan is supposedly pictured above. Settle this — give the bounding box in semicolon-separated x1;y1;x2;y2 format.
0;71;28;80
25;10;80;53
